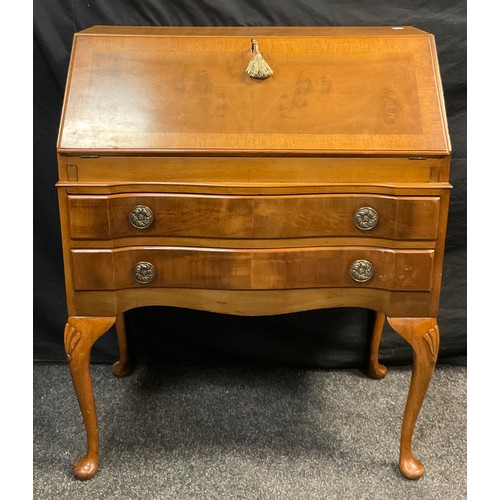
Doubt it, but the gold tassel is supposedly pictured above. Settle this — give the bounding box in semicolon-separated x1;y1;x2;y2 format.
246;39;273;79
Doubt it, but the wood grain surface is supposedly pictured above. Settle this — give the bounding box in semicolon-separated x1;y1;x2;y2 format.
58;27;450;154
68;193;440;241
71;246;435;292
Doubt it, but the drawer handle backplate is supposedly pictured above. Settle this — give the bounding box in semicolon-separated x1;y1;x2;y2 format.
350;259;374;282
133;261;156;284
129;205;154;229
354;207;378;230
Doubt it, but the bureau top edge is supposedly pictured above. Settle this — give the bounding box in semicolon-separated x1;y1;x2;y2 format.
77;25;431;37
57;149;451;158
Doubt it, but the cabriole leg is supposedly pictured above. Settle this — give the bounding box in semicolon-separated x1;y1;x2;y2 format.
368;311;388;379
112;312;133;377
64;316;116;480
387;317;440;480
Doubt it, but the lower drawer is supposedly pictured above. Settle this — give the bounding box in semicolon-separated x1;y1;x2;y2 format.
72;246;434;292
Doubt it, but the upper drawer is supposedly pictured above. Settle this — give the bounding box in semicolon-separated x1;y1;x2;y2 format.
68;193;440;241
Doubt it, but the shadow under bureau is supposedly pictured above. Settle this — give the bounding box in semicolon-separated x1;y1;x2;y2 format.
56;26;452;480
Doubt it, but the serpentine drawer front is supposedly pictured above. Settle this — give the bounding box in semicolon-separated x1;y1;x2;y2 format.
71;247;435;291
68;193;441;241
56;26;452;481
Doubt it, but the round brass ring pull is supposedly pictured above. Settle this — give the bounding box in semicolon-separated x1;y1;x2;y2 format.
133;261;156;284
129;205;154;229
354;207;378;230
350;259;374;282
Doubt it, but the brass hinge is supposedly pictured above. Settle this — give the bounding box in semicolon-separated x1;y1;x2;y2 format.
408;156;427;160
80;155;99;158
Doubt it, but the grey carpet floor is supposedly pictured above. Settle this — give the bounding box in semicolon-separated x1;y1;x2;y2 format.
33;363;466;500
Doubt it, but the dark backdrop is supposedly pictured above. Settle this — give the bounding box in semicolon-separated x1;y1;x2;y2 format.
34;1;466;368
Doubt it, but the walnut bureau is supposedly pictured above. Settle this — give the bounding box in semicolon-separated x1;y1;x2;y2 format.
56;26;451;480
